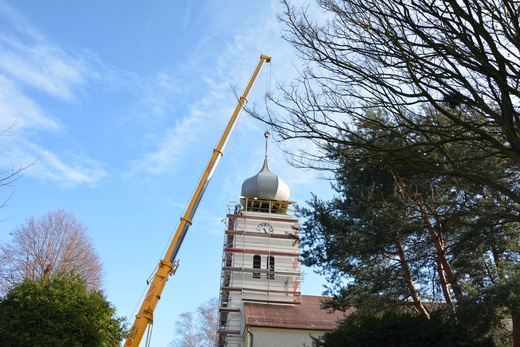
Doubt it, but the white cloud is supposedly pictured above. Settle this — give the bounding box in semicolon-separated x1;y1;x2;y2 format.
0;37;87;100
26;145;107;188
0;76;62;131
126;99;224;177
0;3;106;187
0;4;88;100
0;135;107;188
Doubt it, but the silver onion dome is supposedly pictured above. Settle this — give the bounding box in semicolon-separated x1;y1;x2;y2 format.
241;131;291;201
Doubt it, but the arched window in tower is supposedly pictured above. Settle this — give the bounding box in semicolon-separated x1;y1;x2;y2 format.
252;255;261;279
267;256;275;280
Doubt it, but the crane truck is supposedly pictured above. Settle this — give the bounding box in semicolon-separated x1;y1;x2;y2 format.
124;54;272;347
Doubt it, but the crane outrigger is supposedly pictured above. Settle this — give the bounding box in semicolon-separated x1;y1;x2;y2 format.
124;54;272;347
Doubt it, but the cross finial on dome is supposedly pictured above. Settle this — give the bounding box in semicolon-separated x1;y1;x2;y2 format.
264;130;270;159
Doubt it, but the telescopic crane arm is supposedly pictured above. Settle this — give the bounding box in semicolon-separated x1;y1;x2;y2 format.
124;54;272;347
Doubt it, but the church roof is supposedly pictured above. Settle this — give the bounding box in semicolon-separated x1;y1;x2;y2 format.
244;295;350;331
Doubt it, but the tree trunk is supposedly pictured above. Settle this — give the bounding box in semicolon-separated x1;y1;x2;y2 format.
436;256;456;315
513;311;520;347
395;239;430;318
417;202;463;303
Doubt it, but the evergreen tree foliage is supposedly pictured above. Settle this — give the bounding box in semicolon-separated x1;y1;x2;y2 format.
298;109;519;344
313;311;495;347
0;274;127;347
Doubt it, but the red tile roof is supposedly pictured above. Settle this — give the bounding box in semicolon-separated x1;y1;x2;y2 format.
244;295;350;330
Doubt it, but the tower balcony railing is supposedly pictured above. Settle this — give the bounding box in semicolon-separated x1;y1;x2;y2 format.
234;197;297;215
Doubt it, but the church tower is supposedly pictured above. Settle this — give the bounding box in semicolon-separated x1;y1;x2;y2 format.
218;132;301;347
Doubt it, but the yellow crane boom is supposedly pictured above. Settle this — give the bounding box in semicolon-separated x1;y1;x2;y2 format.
124;54;272;347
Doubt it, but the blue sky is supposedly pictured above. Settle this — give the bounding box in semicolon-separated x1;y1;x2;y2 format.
0;1;331;346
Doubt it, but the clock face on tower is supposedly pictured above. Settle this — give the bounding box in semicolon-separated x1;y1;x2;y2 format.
257;222;273;233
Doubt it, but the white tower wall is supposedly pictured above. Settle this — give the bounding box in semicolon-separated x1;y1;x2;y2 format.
218;200;301;347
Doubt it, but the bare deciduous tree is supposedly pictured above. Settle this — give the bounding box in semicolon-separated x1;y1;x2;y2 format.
197;297;219;346
256;0;520;205
0;209;103;295
0;124;32;218
169;297;219;347
172;312;198;347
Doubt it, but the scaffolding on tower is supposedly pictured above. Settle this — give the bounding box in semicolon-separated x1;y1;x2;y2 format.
218;199;302;347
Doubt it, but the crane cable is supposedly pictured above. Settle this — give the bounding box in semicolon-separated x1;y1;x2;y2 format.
132;271;164;347
264;57;272;120
177;227;213;262
128;264;167;333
